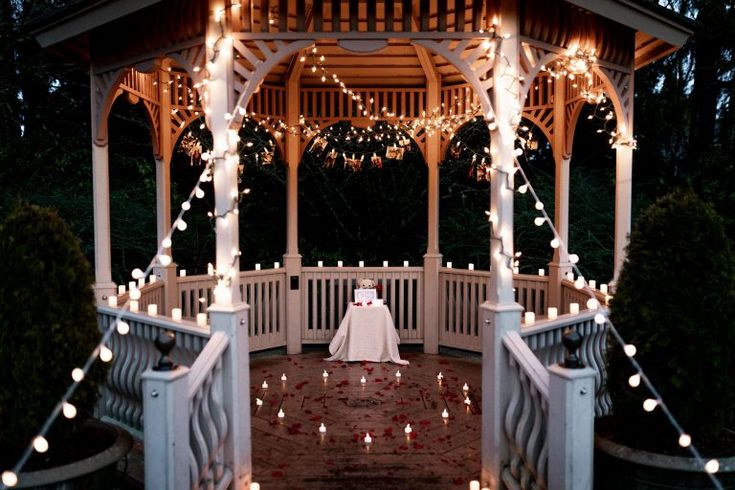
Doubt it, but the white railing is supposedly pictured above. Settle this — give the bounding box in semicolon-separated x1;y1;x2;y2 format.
439;269;549;351
97;306;209;432
187;331;232;489
115;280;165;313
178;270;287;351
301;267;424;343
521;310;612;416
560;279;608;313
502;331;550;489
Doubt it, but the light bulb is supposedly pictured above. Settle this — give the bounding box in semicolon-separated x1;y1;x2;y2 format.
594;313;607;324
131;268;144;279
162;237;172;248
550;238;560;249
569;254;579;264
518;184;528;194
643;398;658;412
62;402;77;419
129;287;141;300
705;459;719;474
624;344;637;357
256;398;263;406
678;433;691;448
100;345;113;362
574;277;585;289
628;373;641;387
195;188;205;199
535;201;544;211
586;298;599;309
181;201;191;211
158;254;172;266
2;471;18;487
534;217;545;226
176;220;187;231
71;368;85;382
33;435;49;453
116;321;130;335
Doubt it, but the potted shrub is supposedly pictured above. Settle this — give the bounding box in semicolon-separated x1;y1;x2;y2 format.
595;190;735;489
0;204;131;488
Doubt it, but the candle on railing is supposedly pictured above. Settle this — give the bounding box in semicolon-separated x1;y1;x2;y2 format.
600;283;609;294
250;483;260;490
446;261;453;268
404;424;412;435
149;275;157;284
403;260;409;267
262;380;268;389
566;272;575;281
468;263;475;270
364;433;372;444
128;281;136;292
589;279;596;289
337;260;343;267
118;284;126;295
108;296;118;308
137;277;145;288
322;370;329;380
360;376;367;384
180;269;187;277
524;311;535;324
574;276;585;289
277;408;285;419
569;303;580;315
462;382;469;392
130;300;139;313
255;263;261;271
171;308;182;322
383;261;389;267
358;260;364;267
147;304;158;316
196;313;207;327
442;409;449;420
469;481;481;490
274;262;280;269
538;268;545;276
319;423;327;434
547;307;558;320
513;266;519;274
317;260;323;267
281;373;287;382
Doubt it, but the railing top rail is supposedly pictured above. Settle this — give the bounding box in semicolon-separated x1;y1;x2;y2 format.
302;266;423;272
177;269;287;285
514;273;550;282
439;267;491;277
187;331;229;399
520;310;601;338
97;305;210;339
503;331;550;399
561;279;609;303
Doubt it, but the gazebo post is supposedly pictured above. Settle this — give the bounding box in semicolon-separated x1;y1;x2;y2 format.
548;75;572;310
284;72;303;355
154;67;179;314
614;136;633;284
480;1;524;486
90;71;116;304
422;50;442;355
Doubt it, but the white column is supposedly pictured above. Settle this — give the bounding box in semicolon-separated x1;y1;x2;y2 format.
141;366;190;490
207;3;240;306
614;144;633;283
548;364;596;490
92;141;116;304
482;1;523;486
548;75;571;309
284;78;303;354
423;77;441;355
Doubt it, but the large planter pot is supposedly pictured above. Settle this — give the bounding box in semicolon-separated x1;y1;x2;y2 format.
595;433;735;490
15;419;133;489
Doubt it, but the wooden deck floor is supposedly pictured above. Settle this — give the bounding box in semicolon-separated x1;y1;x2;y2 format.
251;350;483;489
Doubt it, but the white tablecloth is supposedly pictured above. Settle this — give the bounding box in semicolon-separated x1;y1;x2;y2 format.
326;304;409;365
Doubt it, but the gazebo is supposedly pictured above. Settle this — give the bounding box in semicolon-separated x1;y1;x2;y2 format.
32;1;690;488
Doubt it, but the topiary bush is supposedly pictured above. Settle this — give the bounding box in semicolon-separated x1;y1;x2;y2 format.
0;204;107;467
608;189;735;455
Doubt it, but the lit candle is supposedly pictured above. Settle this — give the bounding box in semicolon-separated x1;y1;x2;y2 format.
589;279;596;289
404;424;412;434
468;263;475;270
575;276;585;289
524;312;536;324
118;285;126;295
462;382;469;392
319;423;327;434
538;268;545;276
197;313;207;327
513;266;519;274
147;304;158;316
600;283;609;294
262;380;269;389
364;433;372;444
317;260;323;267
274;262;280;269
403;260;409;267
322;370;329;380
281;373;287;382
442;409;449;419
251;483;260;490
128;281;136;292
180;269;187;277
149;275;157;284
277;408;285;419
108;296;118;308
547;307;558;320
569;303;580;315
337;260;343;267
130;300;139;313
359;260;364;268
446;261;453;268
137;277;145;288
437;372;444;382
395;370;402;379
566;272;575;281
383;261;389;267
172;308;182;322
360;376;367;384
255;263;261;271
470;481;481;490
